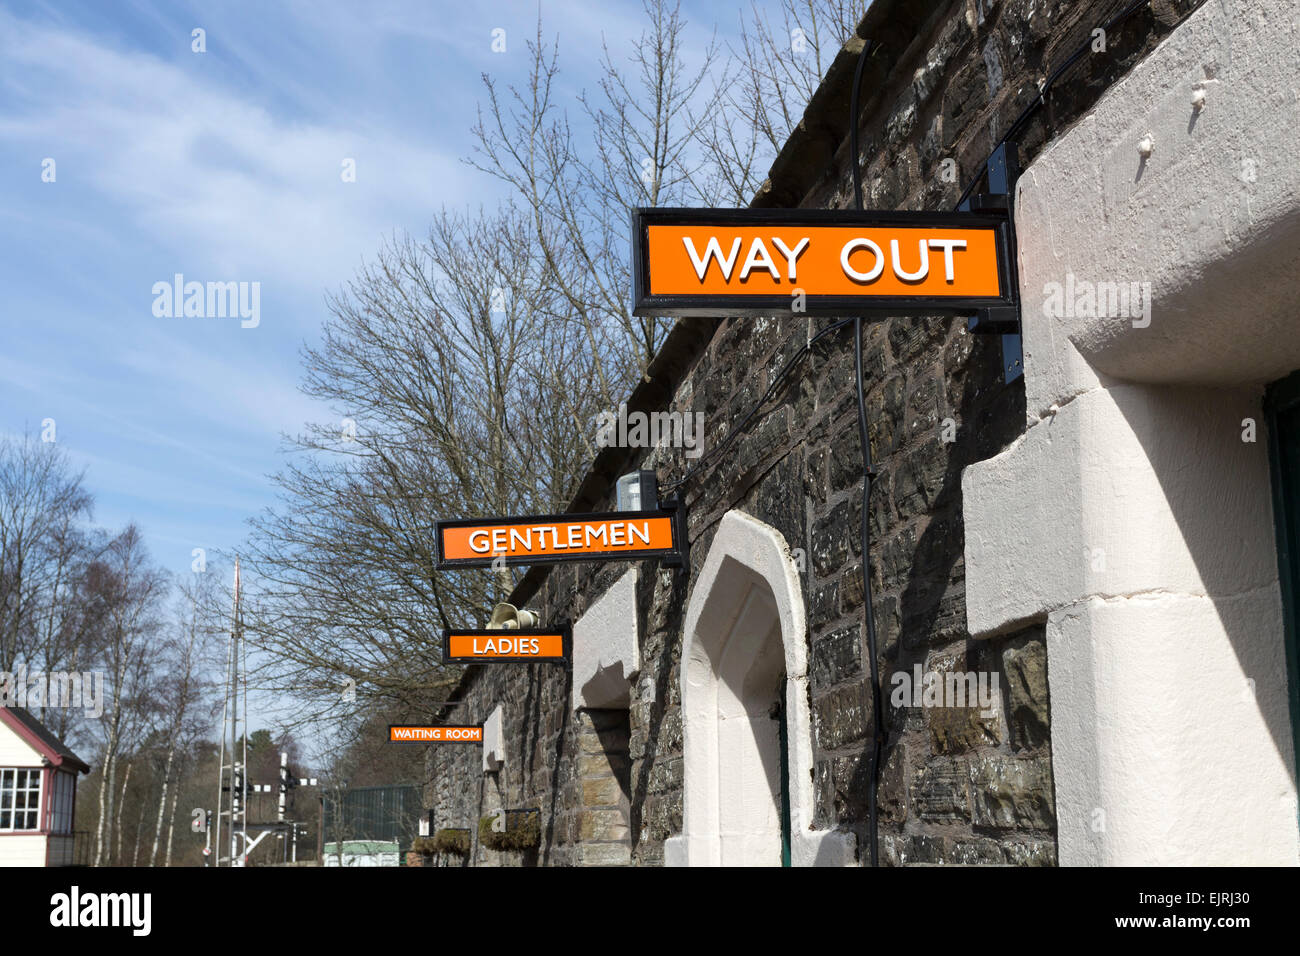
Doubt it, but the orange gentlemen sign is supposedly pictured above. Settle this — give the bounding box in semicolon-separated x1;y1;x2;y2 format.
388;725;483;743
631;208;1016;317
435;508;684;569
443;627;571;664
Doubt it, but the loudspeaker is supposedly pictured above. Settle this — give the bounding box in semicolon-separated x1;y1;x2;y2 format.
486;602;540;630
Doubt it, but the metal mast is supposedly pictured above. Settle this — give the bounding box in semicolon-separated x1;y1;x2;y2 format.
213;558;247;866
238;561;249;865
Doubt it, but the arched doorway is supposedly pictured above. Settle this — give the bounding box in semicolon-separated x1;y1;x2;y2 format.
694;581;788;865
667;510;855;867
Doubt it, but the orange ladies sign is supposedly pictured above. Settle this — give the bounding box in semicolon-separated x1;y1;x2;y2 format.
443;628;570;663
631;208;1015;317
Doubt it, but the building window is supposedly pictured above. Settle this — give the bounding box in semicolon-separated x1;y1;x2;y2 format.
47;771;75;834
0;768;43;831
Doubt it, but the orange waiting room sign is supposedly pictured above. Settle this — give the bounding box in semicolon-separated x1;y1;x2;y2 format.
388;726;483;744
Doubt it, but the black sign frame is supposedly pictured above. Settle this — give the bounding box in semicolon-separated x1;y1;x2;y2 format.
387;724;484;745
434;503;686;570
630;206;1018;318
441;625;573;664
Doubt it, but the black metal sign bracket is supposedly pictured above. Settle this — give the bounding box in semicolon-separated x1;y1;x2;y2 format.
658;495;688;572
960;142;1023;384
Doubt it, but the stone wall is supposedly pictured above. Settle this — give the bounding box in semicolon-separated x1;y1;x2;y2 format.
426;0;1205;865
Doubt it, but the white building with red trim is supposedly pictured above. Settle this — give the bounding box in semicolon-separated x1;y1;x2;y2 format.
0;706;90;866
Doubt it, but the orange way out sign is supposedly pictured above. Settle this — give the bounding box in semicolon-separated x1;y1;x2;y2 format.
443;627;571;664
631;207;1016;317
435;508;684;569
388;725;483;744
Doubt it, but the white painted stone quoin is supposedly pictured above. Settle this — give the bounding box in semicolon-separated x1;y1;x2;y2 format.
665;509;856;867
572;568;640;711
963;0;1300;865
482;704;505;774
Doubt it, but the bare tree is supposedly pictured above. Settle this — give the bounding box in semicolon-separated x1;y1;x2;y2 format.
703;0;869;205
469;1;726;382
0;433;94;676
241;206;621;728
148;570;221;865
88;525;166;868
239;0;870;745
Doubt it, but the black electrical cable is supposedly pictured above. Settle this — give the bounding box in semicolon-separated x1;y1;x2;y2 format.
661;35;887;868
660;316;856;495
848;35;884;870
849;38;874;212
663;38;883;499
653;0;1156;868
953;0;1152;210
666;0;1158;495
853;313;883;868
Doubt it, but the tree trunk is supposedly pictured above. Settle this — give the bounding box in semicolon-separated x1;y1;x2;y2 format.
150;743;177;865
113;760;132;865
164;777;181;867
131;790;147;866
93;751;114;867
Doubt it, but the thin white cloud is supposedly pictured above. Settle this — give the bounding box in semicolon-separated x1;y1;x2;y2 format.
0;7;488;296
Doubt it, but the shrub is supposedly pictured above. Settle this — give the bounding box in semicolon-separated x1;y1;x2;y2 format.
478;809;541;852
430;828;471;857
410;836;437;856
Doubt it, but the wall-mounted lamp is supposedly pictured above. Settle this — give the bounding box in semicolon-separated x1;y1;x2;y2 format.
616;469;659;512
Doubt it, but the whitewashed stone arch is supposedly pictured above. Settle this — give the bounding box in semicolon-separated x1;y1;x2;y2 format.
664;509;856;866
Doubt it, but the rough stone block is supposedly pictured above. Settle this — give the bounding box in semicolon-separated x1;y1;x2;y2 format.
1001;632;1050;751
579;808;630;842
811;625;862;688
811;499;853;576
581;776;623;807
813;681;872;751
1003;839;1057;866
969;755;1055;830
810;578;840;630
579;842;632;866
578;751;628;778
914;757;971;823
924;651;1003;754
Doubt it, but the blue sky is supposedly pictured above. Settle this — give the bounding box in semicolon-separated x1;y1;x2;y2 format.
0;0;752;740
0;0;718;576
